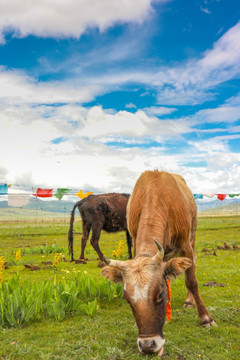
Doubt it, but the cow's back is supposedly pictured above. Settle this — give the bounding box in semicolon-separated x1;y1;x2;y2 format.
80;193;129;232
103;193;129;231
127;171;197;256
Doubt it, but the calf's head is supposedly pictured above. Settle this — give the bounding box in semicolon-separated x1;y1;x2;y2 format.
101;241;191;356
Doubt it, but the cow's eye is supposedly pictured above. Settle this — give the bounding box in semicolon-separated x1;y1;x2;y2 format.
155;293;163;304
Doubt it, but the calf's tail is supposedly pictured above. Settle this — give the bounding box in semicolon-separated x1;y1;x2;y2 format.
68;200;83;261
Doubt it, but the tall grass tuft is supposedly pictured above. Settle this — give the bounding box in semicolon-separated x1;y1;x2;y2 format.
18;244;65;255
0;272;122;328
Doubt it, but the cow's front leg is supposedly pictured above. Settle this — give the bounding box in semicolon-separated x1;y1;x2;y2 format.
184;263;216;327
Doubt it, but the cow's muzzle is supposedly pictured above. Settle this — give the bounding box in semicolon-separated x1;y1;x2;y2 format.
137;335;165;355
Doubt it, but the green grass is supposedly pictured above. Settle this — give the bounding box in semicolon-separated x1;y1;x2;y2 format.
0;217;240;360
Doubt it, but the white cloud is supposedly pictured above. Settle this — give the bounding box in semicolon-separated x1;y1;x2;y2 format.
183;128;240;192
73;106;193;141
1;22;240;109
67;21;240;107
0;102;191;191
125;103;137;109
0;0;168;44
0;66;102;104
2;98;239;194
224;92;240;106
194;106;240;124
189;138;230;154
0;13;239;194
200;7;211;15
143;106;177;116
206;153;240;171
78;107;148;138
150;22;240;105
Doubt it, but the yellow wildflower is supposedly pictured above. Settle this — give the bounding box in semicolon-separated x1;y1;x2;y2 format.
16;249;21;262
0;256;5;272
0;256;5;283
112;240;125;259
112;250;118;258
52;253;61;270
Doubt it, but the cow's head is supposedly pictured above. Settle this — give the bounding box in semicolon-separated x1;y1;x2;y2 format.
101;239;192;356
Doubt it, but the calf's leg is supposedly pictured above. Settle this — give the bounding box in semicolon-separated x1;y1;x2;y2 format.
79;221;91;260
90;225;104;261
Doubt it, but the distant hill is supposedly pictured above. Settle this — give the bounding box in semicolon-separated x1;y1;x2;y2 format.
0;197;75;213
0;196;239;219
0;197;78;221
196;198;240;216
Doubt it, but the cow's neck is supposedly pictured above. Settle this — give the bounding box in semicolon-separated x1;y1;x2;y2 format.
134;220;166;257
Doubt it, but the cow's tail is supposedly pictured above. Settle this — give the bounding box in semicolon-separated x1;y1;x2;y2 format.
68;200;83;262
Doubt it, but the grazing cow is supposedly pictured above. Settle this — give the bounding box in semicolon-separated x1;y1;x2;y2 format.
102;171;215;356
68;193;132;262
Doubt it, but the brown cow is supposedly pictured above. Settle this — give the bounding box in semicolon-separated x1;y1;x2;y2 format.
101;170;216;356
68;193;132;262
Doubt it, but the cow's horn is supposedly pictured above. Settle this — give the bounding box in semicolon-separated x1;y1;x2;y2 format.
103;256;124;268
153;237;164;260
103;256;111;265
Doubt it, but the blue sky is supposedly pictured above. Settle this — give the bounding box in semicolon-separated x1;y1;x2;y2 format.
0;0;239;194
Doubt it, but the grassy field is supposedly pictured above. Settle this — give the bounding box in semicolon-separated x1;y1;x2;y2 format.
0;216;239;360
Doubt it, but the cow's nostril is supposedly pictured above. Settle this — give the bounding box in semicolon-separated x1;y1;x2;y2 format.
150;340;156;349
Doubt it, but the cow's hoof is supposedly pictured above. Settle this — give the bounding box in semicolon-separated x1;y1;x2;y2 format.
183;301;195;308
210;320;217;327
201;319;217;328
74;259;87;264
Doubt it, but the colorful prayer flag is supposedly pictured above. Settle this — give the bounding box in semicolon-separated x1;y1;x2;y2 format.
216;194;227;201
75;190;93;199
54;188;71;200
8;194;30;207
228;193;240;198
33;188;53;198
202;193;215;198
193;194;203;200
0;184;8;195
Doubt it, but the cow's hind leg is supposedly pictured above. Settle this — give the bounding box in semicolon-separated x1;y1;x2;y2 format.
183;290;195;308
79;220;91;260
184;257;216;327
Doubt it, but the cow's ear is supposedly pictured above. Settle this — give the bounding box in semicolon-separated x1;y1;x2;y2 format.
164;257;192;280
101;266;123;284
